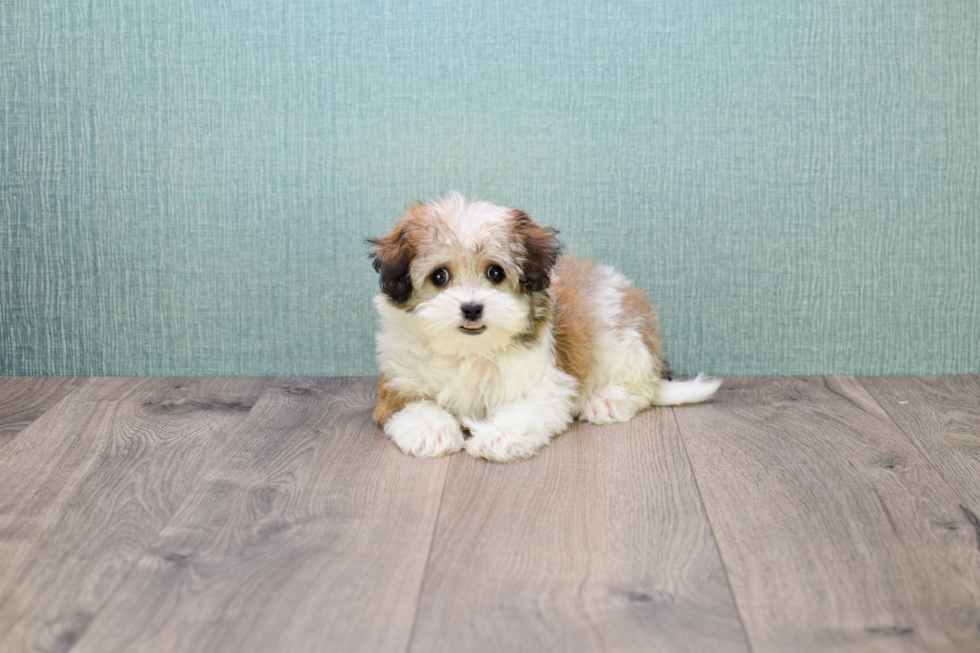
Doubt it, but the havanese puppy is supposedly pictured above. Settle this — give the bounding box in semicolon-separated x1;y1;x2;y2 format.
368;192;720;462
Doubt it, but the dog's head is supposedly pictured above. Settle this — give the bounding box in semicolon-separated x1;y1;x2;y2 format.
368;193;561;356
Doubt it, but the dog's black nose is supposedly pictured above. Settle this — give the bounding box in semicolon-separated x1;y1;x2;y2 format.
460;303;484;321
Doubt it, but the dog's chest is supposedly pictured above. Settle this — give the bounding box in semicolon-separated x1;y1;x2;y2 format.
426;355;533;419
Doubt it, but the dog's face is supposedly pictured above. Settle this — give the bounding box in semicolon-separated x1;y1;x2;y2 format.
369;194;560;356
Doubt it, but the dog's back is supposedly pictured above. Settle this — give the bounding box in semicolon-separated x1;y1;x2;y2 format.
551;255;718;422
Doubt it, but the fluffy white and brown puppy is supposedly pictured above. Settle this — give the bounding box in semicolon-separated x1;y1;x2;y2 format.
368;193;719;462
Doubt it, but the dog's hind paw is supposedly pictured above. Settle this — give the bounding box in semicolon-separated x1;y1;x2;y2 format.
580;386;640;424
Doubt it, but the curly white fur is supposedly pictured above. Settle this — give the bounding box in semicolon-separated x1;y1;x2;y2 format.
371;194;719;462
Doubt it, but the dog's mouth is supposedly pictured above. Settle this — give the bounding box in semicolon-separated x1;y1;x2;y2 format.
459;323;486;335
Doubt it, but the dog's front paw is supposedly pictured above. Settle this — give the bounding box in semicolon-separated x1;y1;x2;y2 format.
462;419;546;462
385;402;464;458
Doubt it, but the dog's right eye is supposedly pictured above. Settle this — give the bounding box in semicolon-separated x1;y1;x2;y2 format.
430;268;450;287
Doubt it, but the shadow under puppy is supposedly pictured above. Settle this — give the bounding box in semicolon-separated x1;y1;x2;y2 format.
368;193;719;462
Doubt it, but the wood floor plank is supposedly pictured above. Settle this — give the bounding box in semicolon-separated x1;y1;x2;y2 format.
0;377;270;653
673;376;980;653
71;377;450;653
0;377;86;449
409;407;750;653
860;375;980;513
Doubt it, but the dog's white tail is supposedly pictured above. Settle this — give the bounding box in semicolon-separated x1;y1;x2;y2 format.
651;374;722;406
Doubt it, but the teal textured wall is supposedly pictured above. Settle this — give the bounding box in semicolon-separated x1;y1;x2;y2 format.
1;1;978;376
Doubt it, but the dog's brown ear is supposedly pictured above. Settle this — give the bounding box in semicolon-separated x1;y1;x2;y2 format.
367;216;419;305
511;210;561;292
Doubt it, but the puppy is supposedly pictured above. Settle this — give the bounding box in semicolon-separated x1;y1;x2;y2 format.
368;193;720;462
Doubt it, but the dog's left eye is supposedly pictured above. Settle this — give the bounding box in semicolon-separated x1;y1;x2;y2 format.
486;265;505;284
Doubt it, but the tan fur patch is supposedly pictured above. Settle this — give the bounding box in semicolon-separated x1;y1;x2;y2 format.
509;209;561;292
552;256;669;390
550;256;600;387
367;202;435;306
373;375;410;426
619;286;668;378
517;289;552;346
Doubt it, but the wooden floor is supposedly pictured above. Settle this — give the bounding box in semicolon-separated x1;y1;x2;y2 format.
1;376;979;653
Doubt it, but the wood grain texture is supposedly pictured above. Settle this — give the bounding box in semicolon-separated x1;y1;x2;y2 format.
409;408;749;653
0;377;86;449
673;376;980;653
72;377;450;653
860;376;980;513
0;377;269;653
